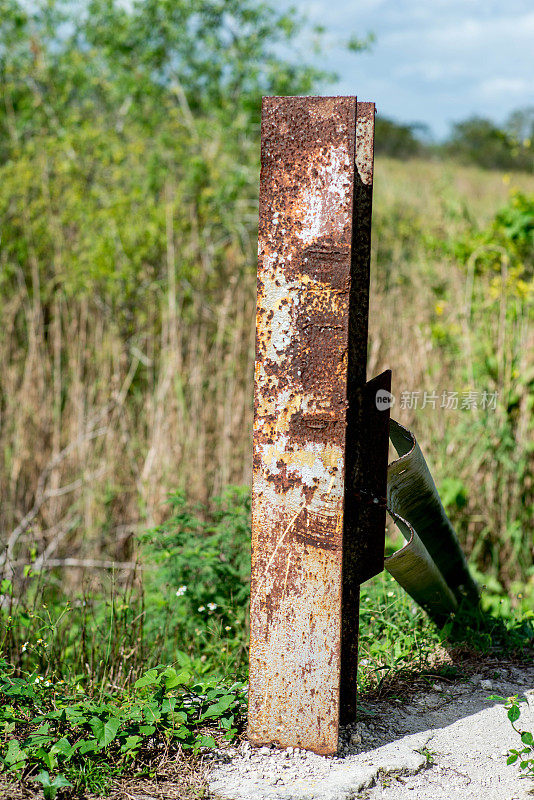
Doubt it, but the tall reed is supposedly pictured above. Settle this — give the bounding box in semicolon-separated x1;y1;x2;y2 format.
1;155;533;594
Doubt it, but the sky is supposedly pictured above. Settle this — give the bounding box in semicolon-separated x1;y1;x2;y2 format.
289;0;534;140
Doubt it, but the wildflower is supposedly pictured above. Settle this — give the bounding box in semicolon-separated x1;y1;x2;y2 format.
34;676;43;684
198;606;206;612
176;585;187;597
225;626;231;632
21;642;29;652
207;602;218;612
387;591;395;598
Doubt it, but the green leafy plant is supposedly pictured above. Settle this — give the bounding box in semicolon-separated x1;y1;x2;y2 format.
490;694;534;779
0;656;246;794
415;746;437;766
139;486;251;674
32;771;72;800
425;190;534;593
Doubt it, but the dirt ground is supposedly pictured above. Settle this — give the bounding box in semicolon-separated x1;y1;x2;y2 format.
209;656;534;800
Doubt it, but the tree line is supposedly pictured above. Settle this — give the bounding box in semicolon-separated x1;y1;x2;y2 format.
375;108;534;172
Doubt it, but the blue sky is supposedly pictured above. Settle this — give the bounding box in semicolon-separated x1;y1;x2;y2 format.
289;0;534;139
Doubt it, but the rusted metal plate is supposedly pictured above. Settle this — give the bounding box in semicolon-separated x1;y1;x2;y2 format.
248;96;384;755
338;102;379;724
339;369;390;723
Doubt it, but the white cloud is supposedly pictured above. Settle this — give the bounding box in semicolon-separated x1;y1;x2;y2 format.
382;11;534;50
478;78;532;98
278;0;534;137
394;61;469;82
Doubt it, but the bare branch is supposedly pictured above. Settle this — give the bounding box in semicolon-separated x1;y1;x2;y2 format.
1;425;108;575
15;558;149;571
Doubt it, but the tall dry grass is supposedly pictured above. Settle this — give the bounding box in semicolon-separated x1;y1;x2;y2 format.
369;159;534;588
1;156;533;591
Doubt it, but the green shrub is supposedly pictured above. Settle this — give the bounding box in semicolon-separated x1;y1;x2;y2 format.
139;487;251;675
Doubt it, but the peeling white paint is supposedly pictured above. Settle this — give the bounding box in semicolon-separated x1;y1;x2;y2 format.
295;145;352;246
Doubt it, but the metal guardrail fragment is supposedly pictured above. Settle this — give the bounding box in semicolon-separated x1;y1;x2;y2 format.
385;419;479;623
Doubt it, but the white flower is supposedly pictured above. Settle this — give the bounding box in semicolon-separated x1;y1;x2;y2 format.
225;626;231;631
207;602;218;612
387;591;395;598
176;585;187;597
198;606;206;612
34;676;43;684
21;642;29;653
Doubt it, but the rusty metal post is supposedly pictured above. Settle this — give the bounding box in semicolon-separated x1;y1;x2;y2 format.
248;96;388;756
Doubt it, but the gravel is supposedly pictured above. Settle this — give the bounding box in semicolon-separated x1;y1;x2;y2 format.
208;663;534;800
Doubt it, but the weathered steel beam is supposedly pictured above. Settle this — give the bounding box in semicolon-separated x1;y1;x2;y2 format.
340;369;390;724
338;104;388;724
248;96;386;755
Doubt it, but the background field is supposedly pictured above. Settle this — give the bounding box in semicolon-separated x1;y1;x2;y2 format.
3;154;532;597
0;2;532;793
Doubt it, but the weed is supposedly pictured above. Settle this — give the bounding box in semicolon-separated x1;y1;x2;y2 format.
138;487;251;675
32;771;72;799
0;656;246;794
416;745;437;766
490;694;534;780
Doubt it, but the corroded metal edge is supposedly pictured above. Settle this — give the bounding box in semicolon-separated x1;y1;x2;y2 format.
338;103;381;724
248;96;359;756
339;368;390;724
